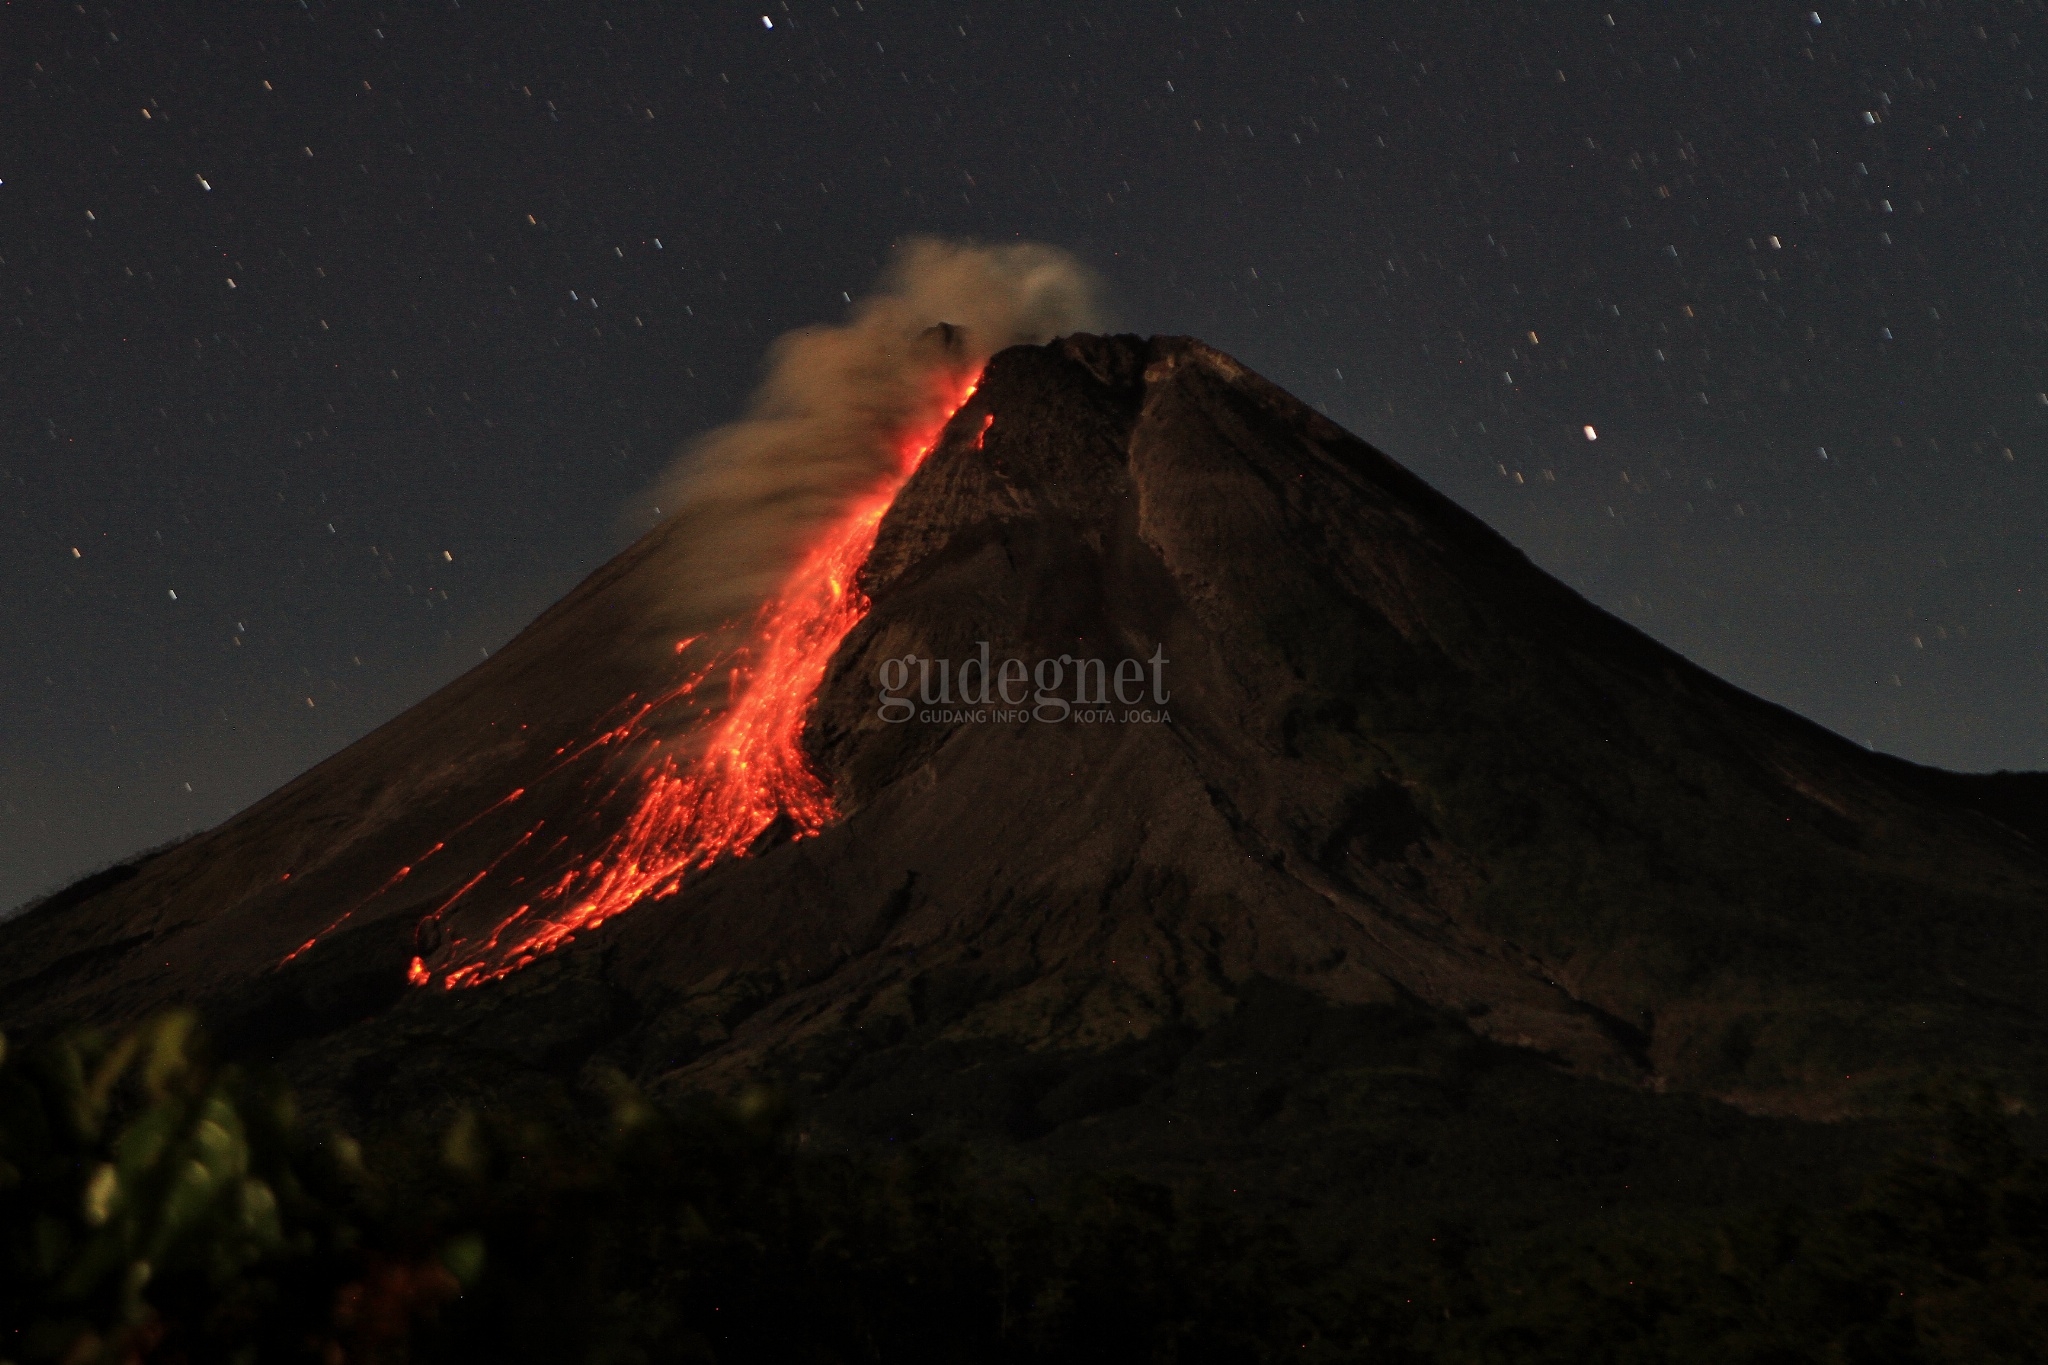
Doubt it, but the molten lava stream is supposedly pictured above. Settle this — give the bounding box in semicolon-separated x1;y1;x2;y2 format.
406;368;983;989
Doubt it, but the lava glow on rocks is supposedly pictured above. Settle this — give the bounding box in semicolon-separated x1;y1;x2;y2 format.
285;367;982;990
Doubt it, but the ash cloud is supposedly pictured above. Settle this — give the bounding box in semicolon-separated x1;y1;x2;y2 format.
635;238;1104;638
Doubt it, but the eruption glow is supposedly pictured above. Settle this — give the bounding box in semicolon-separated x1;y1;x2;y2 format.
277;236;1100;989
285;367;982;990
434;368;979;988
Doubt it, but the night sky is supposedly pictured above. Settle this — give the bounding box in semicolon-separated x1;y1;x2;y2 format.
6;1;2047;910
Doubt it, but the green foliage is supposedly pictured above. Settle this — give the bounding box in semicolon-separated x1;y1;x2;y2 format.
0;1015;350;1362
0;1019;1326;1363
0;1016;482;1364
6;1018;2048;1363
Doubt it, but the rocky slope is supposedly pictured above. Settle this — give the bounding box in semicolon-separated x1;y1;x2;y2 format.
7;333;2048;1234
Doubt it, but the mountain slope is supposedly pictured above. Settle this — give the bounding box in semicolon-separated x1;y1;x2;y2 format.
6;334;2047;1233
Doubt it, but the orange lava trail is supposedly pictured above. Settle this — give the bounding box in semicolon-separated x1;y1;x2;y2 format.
339;367;984;990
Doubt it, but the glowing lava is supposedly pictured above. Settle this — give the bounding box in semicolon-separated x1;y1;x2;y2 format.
288;366;983;990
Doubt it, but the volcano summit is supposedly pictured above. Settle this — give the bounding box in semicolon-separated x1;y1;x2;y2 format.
7;333;2048;1236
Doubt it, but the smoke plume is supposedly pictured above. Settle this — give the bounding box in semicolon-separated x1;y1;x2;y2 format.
639;238;1104;638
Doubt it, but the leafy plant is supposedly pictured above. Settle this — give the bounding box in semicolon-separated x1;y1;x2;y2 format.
6;1016;2047;1363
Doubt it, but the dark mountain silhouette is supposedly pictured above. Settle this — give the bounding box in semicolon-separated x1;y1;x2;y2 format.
7;333;2048;1241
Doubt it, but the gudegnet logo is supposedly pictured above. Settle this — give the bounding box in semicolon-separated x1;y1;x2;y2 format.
876;642;1171;725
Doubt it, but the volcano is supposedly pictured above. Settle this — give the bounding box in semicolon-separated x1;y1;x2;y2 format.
8;333;2048;1237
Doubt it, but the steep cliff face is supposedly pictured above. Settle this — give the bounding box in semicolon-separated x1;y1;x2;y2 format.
6;336;2047;1172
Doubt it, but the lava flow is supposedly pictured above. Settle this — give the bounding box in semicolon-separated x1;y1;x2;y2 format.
285;365;983;990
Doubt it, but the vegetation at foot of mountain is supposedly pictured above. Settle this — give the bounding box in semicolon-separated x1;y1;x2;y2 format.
4;1016;2047;1364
